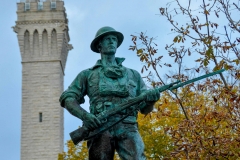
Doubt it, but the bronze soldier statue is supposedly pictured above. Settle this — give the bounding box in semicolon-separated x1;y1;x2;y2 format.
60;26;160;160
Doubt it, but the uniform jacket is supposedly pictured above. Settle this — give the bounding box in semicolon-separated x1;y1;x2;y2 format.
59;57;148;122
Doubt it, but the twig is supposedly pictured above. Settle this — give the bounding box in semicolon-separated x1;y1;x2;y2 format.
224;26;240;60
203;0;229;89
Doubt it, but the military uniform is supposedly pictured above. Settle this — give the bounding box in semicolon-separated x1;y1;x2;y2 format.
60;57;148;160
59;26;160;160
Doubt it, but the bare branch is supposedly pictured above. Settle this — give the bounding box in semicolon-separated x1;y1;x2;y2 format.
224;26;240;60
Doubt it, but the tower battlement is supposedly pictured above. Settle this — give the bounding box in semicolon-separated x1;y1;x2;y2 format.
17;0;66;20
13;0;72;71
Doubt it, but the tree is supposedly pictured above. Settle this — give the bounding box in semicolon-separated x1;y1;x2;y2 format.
129;0;239;159
60;0;239;159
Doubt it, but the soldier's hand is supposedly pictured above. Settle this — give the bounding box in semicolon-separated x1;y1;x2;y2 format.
82;113;101;131
145;89;160;102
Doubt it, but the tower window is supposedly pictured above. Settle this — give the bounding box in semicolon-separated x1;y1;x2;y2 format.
39;112;42;122
51;2;56;10
38;2;43;10
25;3;30;11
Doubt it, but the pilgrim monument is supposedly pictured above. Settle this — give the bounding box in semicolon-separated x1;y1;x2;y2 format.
13;0;72;159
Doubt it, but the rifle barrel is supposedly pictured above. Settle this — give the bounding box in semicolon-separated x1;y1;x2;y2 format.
169;69;225;90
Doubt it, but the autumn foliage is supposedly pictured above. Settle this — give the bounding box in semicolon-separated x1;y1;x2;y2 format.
138;86;240;159
58;141;88;160
59;0;239;159
130;0;240;159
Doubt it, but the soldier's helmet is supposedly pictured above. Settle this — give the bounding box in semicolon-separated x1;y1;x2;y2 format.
90;26;124;53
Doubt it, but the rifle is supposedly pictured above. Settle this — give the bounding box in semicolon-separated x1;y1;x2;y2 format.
70;69;225;145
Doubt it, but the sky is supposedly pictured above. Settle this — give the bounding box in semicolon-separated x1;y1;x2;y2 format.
0;0;233;159
0;1;173;159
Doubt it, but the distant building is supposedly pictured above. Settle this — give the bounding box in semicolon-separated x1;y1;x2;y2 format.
13;0;72;159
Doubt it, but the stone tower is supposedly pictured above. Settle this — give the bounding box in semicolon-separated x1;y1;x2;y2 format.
13;0;72;159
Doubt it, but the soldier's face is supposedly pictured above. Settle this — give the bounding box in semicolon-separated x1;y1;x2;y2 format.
99;34;118;55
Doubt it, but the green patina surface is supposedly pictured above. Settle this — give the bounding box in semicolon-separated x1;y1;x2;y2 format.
60;57;147;116
59;27;160;160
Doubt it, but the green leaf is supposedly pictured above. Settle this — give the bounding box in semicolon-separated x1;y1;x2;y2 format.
224;64;233;70
213;65;220;71
173;36;178;43
206;46;213;58
137;49;143;55
177;36;182;43
232;59;239;65
203;59;209;66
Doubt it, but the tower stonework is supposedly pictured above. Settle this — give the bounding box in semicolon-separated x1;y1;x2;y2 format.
13;0;72;159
